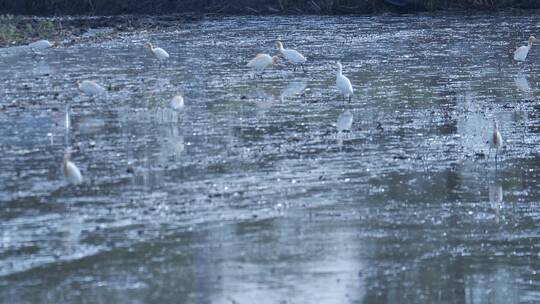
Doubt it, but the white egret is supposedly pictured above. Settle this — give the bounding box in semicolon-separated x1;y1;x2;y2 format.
170;95;185;109
62;149;83;185
28;39;54;50
77;80;106;96
28;39;54;57
276;41;307;71
514;36;536;62
144;42;170;66
490;121;503;165
336;62;353;102
337;110;353;132
247;53;278;78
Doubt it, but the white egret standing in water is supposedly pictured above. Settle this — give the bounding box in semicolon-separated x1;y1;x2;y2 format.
514;36;536;62
28;39;55;57
247;54;278;78
62;149;83;185
490;121;503;166
336;62;353;102
276;41;307;71
77;80;106;96
28;39;54;50
144;42;170;66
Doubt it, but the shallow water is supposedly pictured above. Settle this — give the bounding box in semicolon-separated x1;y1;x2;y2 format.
1;14;540;303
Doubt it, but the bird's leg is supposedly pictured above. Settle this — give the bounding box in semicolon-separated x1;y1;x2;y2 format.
349;96;352;103
31;49;43;59
293;66;297;72
495;149;498;169
302;64;306;73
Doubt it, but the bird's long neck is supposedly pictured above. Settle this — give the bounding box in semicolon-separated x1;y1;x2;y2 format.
492;130;499;145
336;67;342;77
528;41;533;48
63;158;69;176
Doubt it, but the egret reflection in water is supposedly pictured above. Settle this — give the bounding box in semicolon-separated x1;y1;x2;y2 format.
513;72;531;93
489;182;504;222
280;80;307;101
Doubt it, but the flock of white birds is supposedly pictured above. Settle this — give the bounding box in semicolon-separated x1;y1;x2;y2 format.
24;33;536;185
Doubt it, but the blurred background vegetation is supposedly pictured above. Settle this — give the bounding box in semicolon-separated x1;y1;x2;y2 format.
0;14;58;45
0;0;539;15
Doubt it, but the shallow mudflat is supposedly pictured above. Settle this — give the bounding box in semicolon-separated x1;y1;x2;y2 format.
1;15;540;303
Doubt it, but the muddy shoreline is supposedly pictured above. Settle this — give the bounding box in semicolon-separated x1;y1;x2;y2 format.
2;8;540;48
0;14;202;48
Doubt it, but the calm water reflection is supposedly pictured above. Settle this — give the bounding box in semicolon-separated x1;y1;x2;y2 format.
1;14;540;303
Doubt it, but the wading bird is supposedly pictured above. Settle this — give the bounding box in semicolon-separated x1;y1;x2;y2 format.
276;41;307;71
336;62;353;102
144;42;170;66
62;149;83;185
170;95;185;109
514;36;536;62
28;39;54;50
77;80;106;96
490;121;503;165
247;53;278;78
28;39;55;57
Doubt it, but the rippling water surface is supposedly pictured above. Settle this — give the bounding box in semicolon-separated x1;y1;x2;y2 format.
1;14;540;303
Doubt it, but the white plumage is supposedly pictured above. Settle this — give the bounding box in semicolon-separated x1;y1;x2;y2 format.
514;36;536;62
247;53;278;75
170;95;185;109
276;41;306;71
336;62;353;102
77;80;106;96
28;39;53;50
62;151;83;185
144;42;170;64
337;110;353;132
